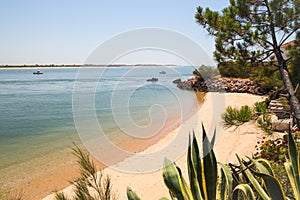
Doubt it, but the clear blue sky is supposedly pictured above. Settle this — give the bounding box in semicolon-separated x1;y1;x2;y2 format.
0;0;229;65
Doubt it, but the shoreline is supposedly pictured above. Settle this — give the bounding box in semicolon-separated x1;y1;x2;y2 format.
43;92;266;200
3;92;205;200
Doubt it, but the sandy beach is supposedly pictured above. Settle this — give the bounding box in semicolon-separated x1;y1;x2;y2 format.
43;92;268;200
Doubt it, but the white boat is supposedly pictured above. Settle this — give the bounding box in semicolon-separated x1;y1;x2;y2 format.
33;70;43;75
147;77;158;82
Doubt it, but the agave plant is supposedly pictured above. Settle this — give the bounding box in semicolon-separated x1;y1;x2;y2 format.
127;125;300;200
285;128;300;199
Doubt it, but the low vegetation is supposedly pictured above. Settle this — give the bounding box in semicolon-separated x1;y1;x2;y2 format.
256;114;272;135
222;105;253;126
254;129;300;198
222;98;281;135
55;145;116;200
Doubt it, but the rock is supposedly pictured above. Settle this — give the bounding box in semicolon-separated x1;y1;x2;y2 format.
272;119;291;132
172;78;182;84
174;77;272;95
176;80;193;90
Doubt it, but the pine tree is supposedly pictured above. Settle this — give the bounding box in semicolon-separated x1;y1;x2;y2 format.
195;0;300;128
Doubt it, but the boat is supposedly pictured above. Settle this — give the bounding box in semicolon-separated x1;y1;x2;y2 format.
33;70;43;75
159;71;166;74
146;78;158;82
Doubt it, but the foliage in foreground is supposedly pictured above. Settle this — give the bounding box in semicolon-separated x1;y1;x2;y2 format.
127;126;300;200
55;145;116;200
253;130;300;197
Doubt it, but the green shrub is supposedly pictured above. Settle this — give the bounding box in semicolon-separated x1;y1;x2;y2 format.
193;65;219;79
257;114;273;135
237;105;253;123
222;106;239;125
222;106;253;126
254;137;288;163
253;99;274;135
253;101;267;115
250;64;284;92
218;61;252;78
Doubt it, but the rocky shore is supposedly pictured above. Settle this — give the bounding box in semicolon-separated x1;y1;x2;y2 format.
174;77;270;95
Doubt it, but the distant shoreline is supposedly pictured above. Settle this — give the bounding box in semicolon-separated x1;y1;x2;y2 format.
0;64;178;69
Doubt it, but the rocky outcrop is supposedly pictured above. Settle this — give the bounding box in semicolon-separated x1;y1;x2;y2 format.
174;77;270;95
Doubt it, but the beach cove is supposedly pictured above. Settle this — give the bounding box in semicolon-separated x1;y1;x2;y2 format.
44;92;267;200
0;66;200;199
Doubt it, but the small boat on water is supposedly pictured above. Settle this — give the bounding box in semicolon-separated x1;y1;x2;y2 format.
147;77;158;82
159;71;166;74
33;70;43;75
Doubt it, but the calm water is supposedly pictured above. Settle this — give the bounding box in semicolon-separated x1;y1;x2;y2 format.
0;66;197;184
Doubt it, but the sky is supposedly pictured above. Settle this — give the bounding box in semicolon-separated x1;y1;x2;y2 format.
0;0;229;66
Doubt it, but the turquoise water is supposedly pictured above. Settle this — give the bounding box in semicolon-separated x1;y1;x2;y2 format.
0;66;197;183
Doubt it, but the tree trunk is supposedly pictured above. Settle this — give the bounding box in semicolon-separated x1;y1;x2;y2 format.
273;40;300;128
279;66;300;128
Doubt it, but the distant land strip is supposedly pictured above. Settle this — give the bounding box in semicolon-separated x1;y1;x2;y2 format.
0;64;178;69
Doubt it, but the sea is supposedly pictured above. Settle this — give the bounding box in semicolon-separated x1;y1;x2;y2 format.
0;66;199;195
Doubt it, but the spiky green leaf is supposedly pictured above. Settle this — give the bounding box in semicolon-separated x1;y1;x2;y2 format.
127;187;141;200
187;133;203;200
202;124;217;200
219;163;233;200
163;158;193;200
252;171;286;200
287;128;300;197
236;155;271;200
233;184;256;200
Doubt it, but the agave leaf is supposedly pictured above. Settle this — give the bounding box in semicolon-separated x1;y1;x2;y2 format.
287;128;300;197
163;158;193;200
219;163;233;200
236;155;271;200
127;187;141;200
219;168;226;200
187;133;204;200
159;198;171;200
256;158;275;176
229;163;242;185
251;170;286;200
232;184;256;200
246;157;273;176
211;127;216;148
284;162;299;199
202;124;217;200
